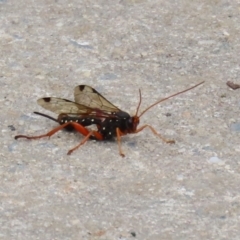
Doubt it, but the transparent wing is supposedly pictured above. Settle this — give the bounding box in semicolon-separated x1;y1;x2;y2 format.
37;97;93;115
37;97;116;118
74;85;121;113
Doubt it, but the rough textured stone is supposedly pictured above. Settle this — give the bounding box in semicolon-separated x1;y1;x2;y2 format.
1;0;240;239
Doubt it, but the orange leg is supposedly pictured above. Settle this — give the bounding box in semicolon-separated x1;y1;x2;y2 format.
116;128;125;157
15;122;104;155
67;130;103;155
15;122;91;140
135;125;175;144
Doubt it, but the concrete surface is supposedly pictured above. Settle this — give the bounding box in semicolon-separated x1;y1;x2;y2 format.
1;0;240;239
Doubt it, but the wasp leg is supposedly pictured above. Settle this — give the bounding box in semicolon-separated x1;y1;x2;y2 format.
15;122;91;140
15;122;104;155
116;128;125;157
67;131;103;155
135;125;175;144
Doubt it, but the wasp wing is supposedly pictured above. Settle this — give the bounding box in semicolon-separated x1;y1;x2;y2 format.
74;85;121;114
37;97;116;118
37;97;93;115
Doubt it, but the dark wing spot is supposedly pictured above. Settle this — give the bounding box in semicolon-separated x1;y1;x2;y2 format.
43;97;51;102
79;85;85;91
92;88;98;93
64;99;73;102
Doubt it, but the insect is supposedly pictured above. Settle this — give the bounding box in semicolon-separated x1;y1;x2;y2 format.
15;82;204;157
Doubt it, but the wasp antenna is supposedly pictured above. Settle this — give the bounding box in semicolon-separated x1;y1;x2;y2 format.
33;111;58;122
135;89;142;116
139;81;204;118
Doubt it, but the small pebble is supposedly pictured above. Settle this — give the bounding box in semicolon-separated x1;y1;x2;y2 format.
230;123;240;132
208;156;222;164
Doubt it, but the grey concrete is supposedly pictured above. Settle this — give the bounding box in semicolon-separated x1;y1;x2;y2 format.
1;0;240;239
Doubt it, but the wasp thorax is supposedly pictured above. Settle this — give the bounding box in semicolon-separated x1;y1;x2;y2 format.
115;111;130;119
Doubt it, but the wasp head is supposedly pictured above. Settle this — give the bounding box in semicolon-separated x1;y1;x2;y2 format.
131;116;140;132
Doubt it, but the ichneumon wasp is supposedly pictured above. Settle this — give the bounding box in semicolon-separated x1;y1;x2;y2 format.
15;82;204;157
